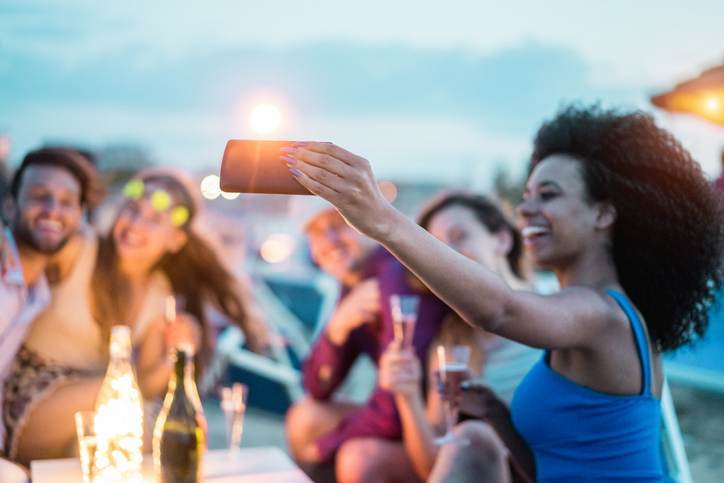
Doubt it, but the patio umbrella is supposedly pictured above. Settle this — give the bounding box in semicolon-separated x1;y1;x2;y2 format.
651;63;724;126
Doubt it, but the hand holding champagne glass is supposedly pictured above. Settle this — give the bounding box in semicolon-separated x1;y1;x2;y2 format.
390;294;420;349
435;344;471;445
379;339;422;399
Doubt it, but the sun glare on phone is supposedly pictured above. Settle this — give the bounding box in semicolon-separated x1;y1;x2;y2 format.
250;104;282;134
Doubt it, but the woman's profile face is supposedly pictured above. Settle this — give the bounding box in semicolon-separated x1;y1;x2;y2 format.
517;154;601;270
113;181;187;272
426;204;509;273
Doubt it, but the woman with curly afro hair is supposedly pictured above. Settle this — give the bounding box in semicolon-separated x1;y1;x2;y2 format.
284;104;724;482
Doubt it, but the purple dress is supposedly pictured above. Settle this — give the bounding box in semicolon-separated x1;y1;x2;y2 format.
302;248;451;462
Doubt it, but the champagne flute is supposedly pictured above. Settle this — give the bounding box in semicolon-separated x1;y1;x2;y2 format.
390;294;420;349
220;383;248;451
75;411;98;483
434;344;471;445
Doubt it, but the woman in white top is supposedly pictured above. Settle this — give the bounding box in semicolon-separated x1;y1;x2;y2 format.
378;192;536;481
5;169;269;464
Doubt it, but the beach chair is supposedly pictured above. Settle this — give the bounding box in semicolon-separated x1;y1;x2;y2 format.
255;266;340;350
205;285;307;410
207;267;339;411
213;325;303;405
660;380;694;483
659;298;724;481
664;288;724;395
664;321;724;396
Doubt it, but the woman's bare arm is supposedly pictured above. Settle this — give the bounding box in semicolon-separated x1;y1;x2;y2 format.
136;319;172;400
291;143;615;350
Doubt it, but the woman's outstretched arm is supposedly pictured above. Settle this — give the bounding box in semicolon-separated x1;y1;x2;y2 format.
288;143;615;350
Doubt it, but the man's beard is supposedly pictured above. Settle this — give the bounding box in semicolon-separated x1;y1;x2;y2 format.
13;218;72;255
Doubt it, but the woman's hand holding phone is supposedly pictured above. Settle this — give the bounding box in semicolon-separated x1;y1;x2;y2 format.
280;142;396;240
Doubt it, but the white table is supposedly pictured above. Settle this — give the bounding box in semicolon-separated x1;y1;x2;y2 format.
0;458;28;483
31;446;311;483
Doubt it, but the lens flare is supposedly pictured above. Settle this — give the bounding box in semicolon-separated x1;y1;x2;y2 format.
250;104;282;134
260;234;295;264
200;174;221;200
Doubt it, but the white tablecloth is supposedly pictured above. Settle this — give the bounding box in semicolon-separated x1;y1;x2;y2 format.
31;446;311;483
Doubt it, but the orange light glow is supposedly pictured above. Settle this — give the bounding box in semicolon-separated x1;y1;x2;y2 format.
260;234;295;264
650;64;724;126
656;90;724;125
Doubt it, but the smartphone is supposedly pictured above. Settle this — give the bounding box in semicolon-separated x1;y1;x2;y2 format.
220;140;313;195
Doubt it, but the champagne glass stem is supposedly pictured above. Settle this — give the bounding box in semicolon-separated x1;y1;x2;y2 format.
444;400;453;438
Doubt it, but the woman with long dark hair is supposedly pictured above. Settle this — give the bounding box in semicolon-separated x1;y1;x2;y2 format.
283;105;724;481
379;192;537;481
92;170;268;396
6;169;268;464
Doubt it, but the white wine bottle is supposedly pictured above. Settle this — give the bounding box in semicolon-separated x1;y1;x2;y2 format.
153;346;206;483
93;325;144;482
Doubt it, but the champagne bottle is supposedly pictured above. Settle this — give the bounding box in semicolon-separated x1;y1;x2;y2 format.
153;345;206;483
93;325;144;481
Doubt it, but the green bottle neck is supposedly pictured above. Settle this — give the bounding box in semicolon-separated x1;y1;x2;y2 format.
170;349;195;395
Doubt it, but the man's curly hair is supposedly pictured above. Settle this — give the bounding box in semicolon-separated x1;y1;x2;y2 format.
531;104;724;352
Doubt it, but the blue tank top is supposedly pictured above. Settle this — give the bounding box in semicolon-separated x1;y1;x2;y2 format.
510;290;664;482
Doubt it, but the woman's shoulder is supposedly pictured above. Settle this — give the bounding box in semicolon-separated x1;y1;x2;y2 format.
556;285;625;320
533;286;631;350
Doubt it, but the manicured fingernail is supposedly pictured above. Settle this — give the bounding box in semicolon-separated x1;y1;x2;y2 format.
280;155;297;165
280;147;297;154
292;141;308;147
289;167;302;177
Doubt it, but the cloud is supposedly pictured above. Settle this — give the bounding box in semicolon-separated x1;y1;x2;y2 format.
2;1;721;181
0;39;648;184
1;40;638;130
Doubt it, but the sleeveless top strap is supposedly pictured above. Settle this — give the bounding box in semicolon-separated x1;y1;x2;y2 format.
606;289;652;396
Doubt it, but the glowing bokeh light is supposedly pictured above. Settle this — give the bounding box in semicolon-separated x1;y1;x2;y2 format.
92;326;144;483
221;190;241;200
200;174;221;200
250;104;282;134
260;234;295;264
706;97;719;111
